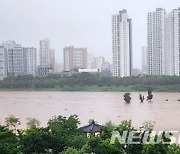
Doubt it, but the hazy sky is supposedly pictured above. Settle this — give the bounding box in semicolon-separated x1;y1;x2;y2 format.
0;0;179;69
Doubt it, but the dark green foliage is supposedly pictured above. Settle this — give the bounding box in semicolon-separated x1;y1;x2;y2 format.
47;115;81;153
47;115;80;133
0;74;180;91
88;137;125;154
0;115;180;154
19;128;52;154
167;144;180;154
0;125;20;154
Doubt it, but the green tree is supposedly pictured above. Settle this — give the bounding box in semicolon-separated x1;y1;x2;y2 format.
88;136;125;154
62;147;81;154
142;143;168;154
47;115;81;153
0;125;20;154
61;144;90;154
167;144;180;154
101;121;116;139
26;117;41;129
5;115;20;131
19;128;52;154
67;134;88;150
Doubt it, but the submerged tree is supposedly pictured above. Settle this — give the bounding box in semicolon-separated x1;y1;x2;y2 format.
139;94;145;102
124;93;131;103
147;88;153;101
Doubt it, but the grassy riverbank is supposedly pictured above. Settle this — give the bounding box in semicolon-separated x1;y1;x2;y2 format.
0;84;180;92
0;74;180;92
0;85;180;92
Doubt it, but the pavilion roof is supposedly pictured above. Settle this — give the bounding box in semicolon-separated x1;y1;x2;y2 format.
81;121;102;133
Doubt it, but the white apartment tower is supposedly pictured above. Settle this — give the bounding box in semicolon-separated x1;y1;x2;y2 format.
148;8;180;76
0;40;37;79
147;8;166;75
165;8;180;76
2;41;25;77
112;9;132;77
39;38;55;71
23;47;37;76
0;46;6;80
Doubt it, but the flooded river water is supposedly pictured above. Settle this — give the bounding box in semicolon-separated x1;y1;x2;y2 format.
0;91;179;130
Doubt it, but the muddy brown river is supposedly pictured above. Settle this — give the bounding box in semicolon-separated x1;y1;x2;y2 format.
0;91;179;131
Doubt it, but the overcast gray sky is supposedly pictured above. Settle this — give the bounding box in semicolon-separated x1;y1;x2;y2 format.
0;0;179;69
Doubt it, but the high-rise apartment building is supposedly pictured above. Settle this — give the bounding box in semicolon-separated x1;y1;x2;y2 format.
40;38;50;66
63;46;87;71
147;8;180;76
92;56;105;72
39;38;55;71
165;8;180;76
142;46;148;74
0;40;37;79
2;41;25;77
23;47;37;76
147;8;166;75
0;46;6;80
49;49;55;69
87;53;94;69
7;46;25;77
112;9;132;77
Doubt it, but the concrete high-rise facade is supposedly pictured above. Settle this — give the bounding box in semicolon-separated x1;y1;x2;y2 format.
0;40;37;79
2;41;25;77
39;38;55;72
112;9;132;77
49;49;55;69
92;56;105;72
87;53;94;69
40;38;50;66
23;47;37;76
142;46;148;74
7;46;25;77
0;46;6;80
63;46;87;71
165;8;180;76
147;8;180;76
147;8;166;75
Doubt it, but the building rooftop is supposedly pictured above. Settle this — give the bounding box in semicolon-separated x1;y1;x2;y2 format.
81;120;102;133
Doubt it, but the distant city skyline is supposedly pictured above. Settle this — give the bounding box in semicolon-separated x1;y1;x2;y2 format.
0;0;179;70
